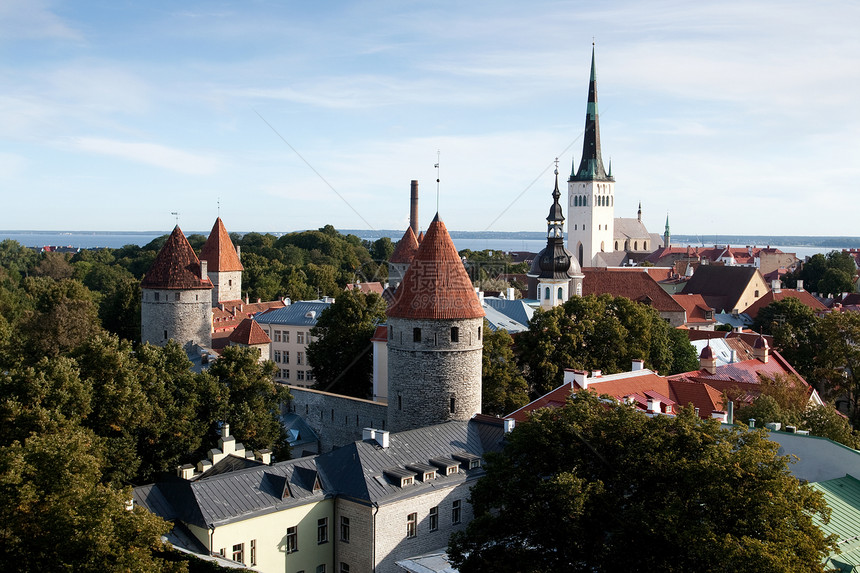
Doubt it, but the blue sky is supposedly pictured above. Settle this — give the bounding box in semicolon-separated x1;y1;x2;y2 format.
2;0;859;236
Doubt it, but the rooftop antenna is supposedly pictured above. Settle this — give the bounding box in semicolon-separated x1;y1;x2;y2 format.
434;150;440;213
171;211;180;226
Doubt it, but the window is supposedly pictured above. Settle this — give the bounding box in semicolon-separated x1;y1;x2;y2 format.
558;287;563;300
398;394;402;410
316;566;326;573
452;500;462;524
274;350;281;363
284;351;290;364
232;543;244;564
284;370;290;380
450;396;456;414
340;564;350;573
163;330;168;340
284;331;290;343
274;330;282;342
413;328;421;342
318;517;328;544
174;292;180;301
451;327;459;342
297;371;305;381
297;352;304;365
154;292;160;301
754;290;760;297
544;287;550;300
407;512;417;538
228;279;232;286
307;370;315;381
297;332;305;344
250;540;256;566
429;506;438;531
478;326;482;340
286;526;298;553
340;516;350;542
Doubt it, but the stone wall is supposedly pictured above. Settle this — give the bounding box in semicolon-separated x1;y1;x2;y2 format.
208;269;242;304
141;287;212;349
287;387;388;452
333;499;374;573
387;316;483;433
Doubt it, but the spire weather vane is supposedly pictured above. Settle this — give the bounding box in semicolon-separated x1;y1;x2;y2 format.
171;212;180;226
435;150;441;213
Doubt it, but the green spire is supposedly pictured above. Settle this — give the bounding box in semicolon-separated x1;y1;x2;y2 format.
571;45;612;182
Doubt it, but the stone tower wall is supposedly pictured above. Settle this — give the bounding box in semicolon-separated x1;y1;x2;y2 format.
141;288;212;349
386;316;482;433
208;269;242;304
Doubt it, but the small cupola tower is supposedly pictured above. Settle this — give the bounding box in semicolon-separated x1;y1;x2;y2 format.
201;218;243;304
528;161;584;307
141;226;213;350
567;45;615;267
386;214;485;433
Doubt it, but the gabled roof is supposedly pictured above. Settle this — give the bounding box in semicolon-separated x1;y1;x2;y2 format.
743;289;827;320
390;227;420;264
614;217;651;241
681;265;765;312
387;215;484;320
315;419;502;505
141;226;213;290
212;299;288;333
200;218;243;272
228;318;271;345
582;269;685;313
345;282;384;295
672;293;715;324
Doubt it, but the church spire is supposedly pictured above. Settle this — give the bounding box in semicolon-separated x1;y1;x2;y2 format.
637;202;642;222
664;213;671;249
547;159;564;239
571;45;612;182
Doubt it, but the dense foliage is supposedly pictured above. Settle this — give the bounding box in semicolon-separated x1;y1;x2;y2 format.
481;321;529;416
516;294;699;397
783;250;857;295
449;392;837;573
307;289;388;398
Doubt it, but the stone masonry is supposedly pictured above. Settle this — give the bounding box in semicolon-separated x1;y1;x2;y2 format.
141;287;212;350
387;316;483;433
287;386;388;452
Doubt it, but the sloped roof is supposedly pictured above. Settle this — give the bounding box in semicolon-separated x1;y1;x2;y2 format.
200;218;243;272
811;475;860;571
228;318;271;345
390;227;420;264
682;265;764;312
254;300;332;327
614;217;651;241
315;419;502;504
212;299;288;333
387;215;484;320
141;226;213;290
672;293;715;324
345;282;385;295
582;269;685;313
743;290;828;320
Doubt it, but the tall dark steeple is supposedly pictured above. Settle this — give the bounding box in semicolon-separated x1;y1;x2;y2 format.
571;46;613;182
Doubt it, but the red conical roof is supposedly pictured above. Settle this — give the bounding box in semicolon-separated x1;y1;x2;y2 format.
390;226;420;264
200;218;243;272
141;226;213;290
387;214;484;320
229;318;271;345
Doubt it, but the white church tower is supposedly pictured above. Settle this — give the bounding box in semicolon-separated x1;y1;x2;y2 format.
567;46;615;267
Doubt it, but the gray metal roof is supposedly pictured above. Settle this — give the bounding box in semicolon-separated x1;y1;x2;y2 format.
254;300;331;327
133;455;326;528
315;419;503;505
482;297;534;332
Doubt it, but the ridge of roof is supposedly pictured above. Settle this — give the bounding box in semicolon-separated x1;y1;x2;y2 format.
228;318;271;345
200;218;243;272
141;226;213;290
387;215;484;320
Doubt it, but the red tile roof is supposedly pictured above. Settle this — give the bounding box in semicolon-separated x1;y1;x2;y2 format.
345;282;385;295
387;215;484;320
200;218;243;272
212;299;287;332
743;290;828;320
583;269;685;313
141;226;213;290
671;293;715;324
228;318;271;345
389;227;420;264
371;325;388;342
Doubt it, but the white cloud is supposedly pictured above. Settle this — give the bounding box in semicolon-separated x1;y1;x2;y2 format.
0;0;82;41
70;137;219;175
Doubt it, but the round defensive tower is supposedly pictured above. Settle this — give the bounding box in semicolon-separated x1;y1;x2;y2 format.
141;226;213;350
386;214;485;433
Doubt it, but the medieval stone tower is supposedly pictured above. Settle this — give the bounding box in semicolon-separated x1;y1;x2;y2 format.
200;217;243;304
386;214;485;433
567;46;615;267
141;226;213;350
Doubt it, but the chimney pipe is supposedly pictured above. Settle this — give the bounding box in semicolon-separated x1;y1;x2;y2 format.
236;245;241;260
410;180;419;236
503;418;515;433
200;259;208;279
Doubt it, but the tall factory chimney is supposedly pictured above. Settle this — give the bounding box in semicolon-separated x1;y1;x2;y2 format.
410;180;419;235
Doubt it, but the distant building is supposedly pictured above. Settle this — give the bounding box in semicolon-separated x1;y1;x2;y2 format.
681;265;770;314
254;300;332;387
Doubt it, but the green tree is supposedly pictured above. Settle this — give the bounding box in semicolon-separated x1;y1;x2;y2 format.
753;297;818;379
449;392;836;573
481;322;529;416
818;267;853;296
811;311;860;423
307;290;387;398
516;294;696;397
0;427;185;572
207;346;291;460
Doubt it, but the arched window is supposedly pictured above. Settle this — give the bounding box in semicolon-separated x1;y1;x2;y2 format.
634;241;638;250
578;243;584;266
601;241;605;252
558;287;564;300
615;241;619;250
544;287;550;300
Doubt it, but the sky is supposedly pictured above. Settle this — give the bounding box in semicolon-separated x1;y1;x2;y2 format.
2;0;859;237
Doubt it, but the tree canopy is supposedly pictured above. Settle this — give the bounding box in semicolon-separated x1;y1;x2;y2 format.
481;321;529;416
449;392;837;573
516;294;699;397
307;289;387;398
